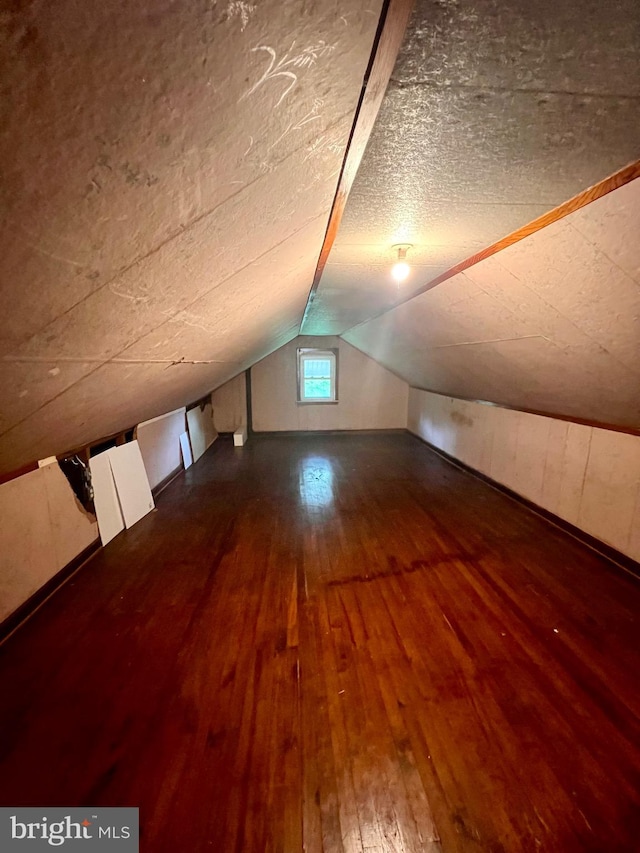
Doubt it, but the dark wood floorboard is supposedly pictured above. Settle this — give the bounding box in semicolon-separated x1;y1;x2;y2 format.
0;433;639;852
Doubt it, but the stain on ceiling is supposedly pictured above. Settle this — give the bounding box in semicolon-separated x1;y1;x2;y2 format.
303;0;640;334
0;0;384;472
343;177;640;429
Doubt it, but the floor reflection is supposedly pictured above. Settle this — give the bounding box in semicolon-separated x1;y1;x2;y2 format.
298;455;334;509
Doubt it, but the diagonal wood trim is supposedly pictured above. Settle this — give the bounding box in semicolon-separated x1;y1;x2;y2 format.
407;159;640;299
299;0;415;331
344;160;640;332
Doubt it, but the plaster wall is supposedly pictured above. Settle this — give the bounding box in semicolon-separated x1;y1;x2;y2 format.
0;464;98;624
251;336;409;432
408;388;640;562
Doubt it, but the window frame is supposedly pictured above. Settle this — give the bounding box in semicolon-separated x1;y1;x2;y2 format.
296;348;339;405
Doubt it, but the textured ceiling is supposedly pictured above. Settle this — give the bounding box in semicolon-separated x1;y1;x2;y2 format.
303;0;640;334
343;177;640;429
3;0;639;472
0;0;383;472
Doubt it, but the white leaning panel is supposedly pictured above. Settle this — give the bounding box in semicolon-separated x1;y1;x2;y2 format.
89;450;125;546
107;441;155;529
180;432;193;469
187;406;216;462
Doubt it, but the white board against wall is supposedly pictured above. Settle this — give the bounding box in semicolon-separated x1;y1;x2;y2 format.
89;450;125;546
90;441;155;545
186;403;217;462
136;407;186;490
180;432;193;469
107;441;155;529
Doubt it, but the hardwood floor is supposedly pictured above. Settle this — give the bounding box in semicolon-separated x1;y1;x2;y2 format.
0;433;639;852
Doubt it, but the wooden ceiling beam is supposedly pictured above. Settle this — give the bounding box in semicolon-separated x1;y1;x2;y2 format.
299;0;415;331
344;158;640;332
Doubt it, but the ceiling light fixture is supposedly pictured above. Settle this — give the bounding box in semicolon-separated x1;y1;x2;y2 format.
391;244;412;283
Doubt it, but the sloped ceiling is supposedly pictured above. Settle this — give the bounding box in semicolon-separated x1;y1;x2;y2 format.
3;0;639;473
0;0;384;472
343;176;640;429
303;0;640;334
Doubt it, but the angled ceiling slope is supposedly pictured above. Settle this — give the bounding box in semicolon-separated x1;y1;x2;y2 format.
303;0;640;334
0;0;384;474
343;176;640;430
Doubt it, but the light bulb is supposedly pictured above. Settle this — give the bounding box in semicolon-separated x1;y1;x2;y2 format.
391;260;410;282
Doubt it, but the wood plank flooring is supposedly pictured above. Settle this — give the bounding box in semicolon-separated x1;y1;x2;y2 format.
0;433;639;851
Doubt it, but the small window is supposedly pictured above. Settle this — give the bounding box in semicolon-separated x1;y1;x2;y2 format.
297;348;338;403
